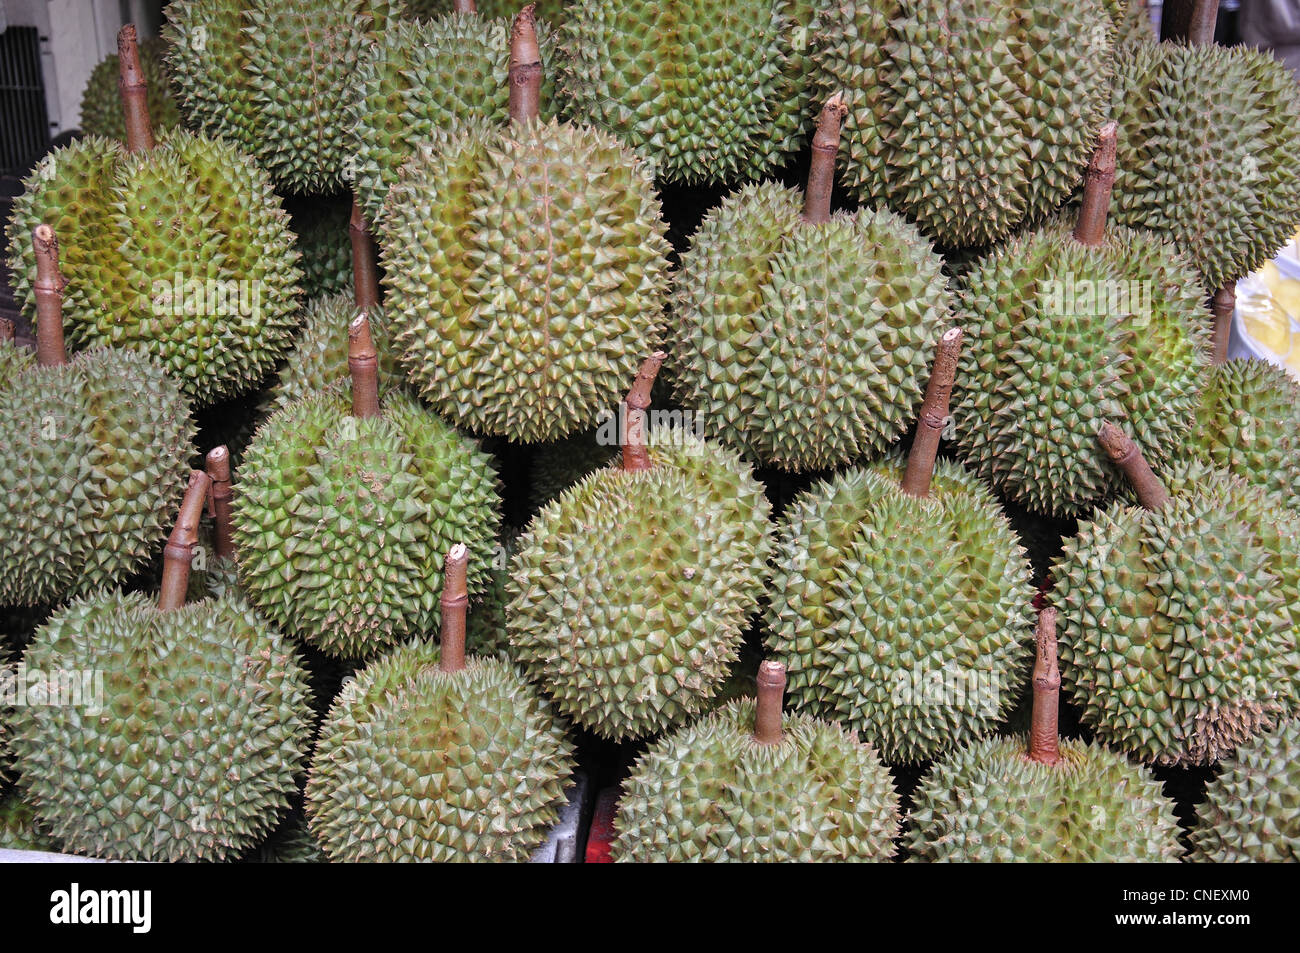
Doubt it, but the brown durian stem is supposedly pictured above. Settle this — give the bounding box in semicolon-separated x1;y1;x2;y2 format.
205;446;235;561
1072;122;1118;247
32;225;67;366
1160;0;1220;44
508;5;542;125
159;470;211;611
0;318;12;343
349;196;380;311
348;314;381;419
901;327;964;498
1098;421;1170;511
1211;284;1234;366
753;660;787;746
454;0;477;12
621;351;666;473
439;543;470;674
1027;607;1062;767
803;93;847;225
117;25;155;154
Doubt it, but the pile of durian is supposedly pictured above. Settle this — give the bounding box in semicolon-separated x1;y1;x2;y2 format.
1;0;1297;863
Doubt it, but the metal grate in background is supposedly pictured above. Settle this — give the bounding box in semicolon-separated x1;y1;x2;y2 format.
0;25;50;177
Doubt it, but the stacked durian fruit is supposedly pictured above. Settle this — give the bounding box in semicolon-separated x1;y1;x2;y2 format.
1;0;1298;863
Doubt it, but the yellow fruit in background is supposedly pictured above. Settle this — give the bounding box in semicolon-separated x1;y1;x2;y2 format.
1258;261;1283;294
1241;301;1292;356
1274;279;1300;317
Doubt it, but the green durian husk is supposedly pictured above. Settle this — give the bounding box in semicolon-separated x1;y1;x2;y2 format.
765;457;1035;764
305;638;574;862
9;590;314;862
614;699;900;862
907;735;1182;862
508;429;771;740
5;131;304;407
1189;718;1300;862
1054;462;1300;766
0;343;195;606
379;117;671;443
233;386;502;660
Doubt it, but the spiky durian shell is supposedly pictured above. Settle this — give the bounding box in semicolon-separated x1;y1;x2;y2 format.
306;639;574;861
766;459;1034;764
558;0;823;186
814;0;1113;248
285;196;352;299
233;388;502;659
465;525;521;659
0;792;60;853
260;295;404;416
1189;718;1300;862
379;118;671;442
1180;359;1300;502
1110;42;1300;292
405;0;570;24
1054;463;1300;766
674;182;951;471
165;0;401;194
350;13;559;224
1105;0;1155;47
78;36;180;142
951;220;1209;517
907;735;1181;862
528;430;618;511
614;699;899;862
508;430;771;740
9;590;313;862
5;132;303;407
0;345;194;606
253;814;327;863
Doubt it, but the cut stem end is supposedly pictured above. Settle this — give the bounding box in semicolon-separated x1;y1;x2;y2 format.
205;446;235;562
803;93;847;225
1072;122;1118;247
117;25;155;154
901;327;964;498
439;543;470;673
159;470;211;611
753;660;787;745
32;224;67;366
508;5;543;124
1211;284;1234;366
1098;421;1169;511
1028;607;1062;766
621;351;666;473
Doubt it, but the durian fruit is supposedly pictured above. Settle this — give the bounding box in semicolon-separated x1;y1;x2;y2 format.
253;814;328;863
508;354;772;740
9;471;314;862
0;791;60;853
674;96;952;471
1106;0;1156;46
614;661;900;862
1109;40;1300;300
5;27;303;408
907;609;1182;862
306;545;575;861
285;195;353;299
262;209;404;416
0;226;194;607
1055;424;1300;766
407;0;568;26
78;36;180;142
233;314;502;659
165;0;401;194
1180;358;1300;502
1189;718;1300;862
766;331;1035;764
380;9;671;442
350;1;560;224
559;0;822;186
528;430;618;511
813;0;1115;248
951;123;1209;517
